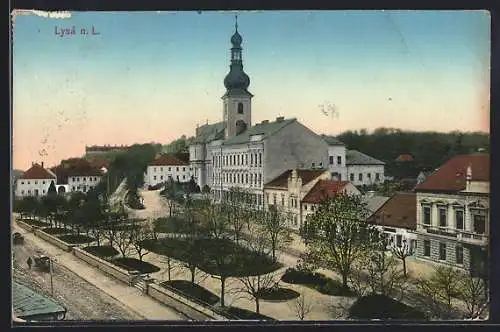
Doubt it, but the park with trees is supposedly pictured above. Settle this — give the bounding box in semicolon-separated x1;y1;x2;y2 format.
13;180;489;320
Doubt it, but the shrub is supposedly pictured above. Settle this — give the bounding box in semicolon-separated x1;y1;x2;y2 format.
21;219;51;228
281;268;354;296
256;287;300;301
57;234;95;244
349;294;427;320
160;280;220;306
111;257;160;274
83;245;119;258
42;227;71;235
218;306;275;320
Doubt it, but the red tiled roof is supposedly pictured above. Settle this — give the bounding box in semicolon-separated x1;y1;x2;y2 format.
415;154;489;192
51;158;103;184
150;155;188;166
89;159;110;169
301;180;350;204
264;169;326;188
396;154;414;162
368;192;416;230
22;163;56;180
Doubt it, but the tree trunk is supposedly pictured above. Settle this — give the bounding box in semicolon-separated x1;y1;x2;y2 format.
96;235;101;247
255;298;260;314
190;266;196;284
402;258;407;277
342;273;349;290
220;277;226;307
167;258;171;281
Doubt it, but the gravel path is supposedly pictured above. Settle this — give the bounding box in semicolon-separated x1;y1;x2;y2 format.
12;232;142;321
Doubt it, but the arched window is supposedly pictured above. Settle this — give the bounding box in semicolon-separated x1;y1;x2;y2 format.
237;102;244;114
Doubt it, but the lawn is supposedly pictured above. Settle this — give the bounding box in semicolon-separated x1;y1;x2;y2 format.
281;268;355;297
160;280;220;306
42;227;72;235
348;294;427;320
83;245;119;258
140;237;282;277
111;257;160;274
256;287;300;302
153;216;186;234
18;219;51;228
57;234;95;244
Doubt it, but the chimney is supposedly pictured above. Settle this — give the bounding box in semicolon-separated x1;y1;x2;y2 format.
276;116;285;122
41;162;44;168
196;124;200;136
466;164;472;191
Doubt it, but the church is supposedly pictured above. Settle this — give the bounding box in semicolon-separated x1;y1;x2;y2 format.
189;17;385;206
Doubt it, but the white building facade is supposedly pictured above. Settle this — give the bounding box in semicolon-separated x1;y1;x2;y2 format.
15;163;57;198
145;155;191;187
346;150;385;186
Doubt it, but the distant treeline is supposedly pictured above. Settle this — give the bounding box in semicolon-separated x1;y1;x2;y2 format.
333;128;489;178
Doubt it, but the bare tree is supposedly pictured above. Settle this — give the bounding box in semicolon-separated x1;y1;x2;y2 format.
391;239;413;278
288;292;314;320
415;266;462;318
115;229;134;258
351;249;407;300
303;193;382;290
257;205;293;262
129;222;153;262
457;271;489;319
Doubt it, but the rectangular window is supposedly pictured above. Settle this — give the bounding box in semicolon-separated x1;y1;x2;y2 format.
358;173;363;181
21;181;24;185
168;167;171;171
21;190;24;195
456;245;464;265
259;174;262;185
259;153;262;166
329;156;334;165
27;181;30;184
183;175;186;180
375;173;380;181
396;234;402;247
43;181;46;184
423;240;431;257
350;173;354;181
154;167;157;172
337;156;342;165
42;190;45;194
251;154;253;165
439;243;447;261
237;155;240;165
266;193;269;204
153;176;157;180
35;181;38;185
273;194;277;205
367;173;372;179
473;215;486;234
160;176;164;180
423;206;431;225
312;162;315;168
246;174;248;184
281;194;285;206
160;167;163;172
176;167;179;172
183;167;186;171
439;207;447;227
455;210;464;230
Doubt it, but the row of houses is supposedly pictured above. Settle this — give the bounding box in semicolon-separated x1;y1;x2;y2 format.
256;152;489;274
14;159;109;198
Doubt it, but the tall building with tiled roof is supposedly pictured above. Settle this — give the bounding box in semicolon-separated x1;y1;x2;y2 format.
15;162;57;198
414;153;489;274
189;17;330;206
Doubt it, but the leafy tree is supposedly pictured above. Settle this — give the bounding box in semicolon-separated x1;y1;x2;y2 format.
129;221;153;262
302;193;381;290
47;180;57;195
458;272;489;319
115;228;134;258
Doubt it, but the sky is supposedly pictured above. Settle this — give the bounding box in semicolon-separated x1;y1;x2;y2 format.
12;10;490;170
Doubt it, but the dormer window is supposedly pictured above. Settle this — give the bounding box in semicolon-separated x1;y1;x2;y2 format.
237;102;244;114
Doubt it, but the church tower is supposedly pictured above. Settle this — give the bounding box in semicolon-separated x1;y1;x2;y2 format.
222;15;253;139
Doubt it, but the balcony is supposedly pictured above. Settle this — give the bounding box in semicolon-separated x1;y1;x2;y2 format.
417;224;488;245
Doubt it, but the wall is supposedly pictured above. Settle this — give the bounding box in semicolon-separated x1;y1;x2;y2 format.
346;164;385;186
68;175;103;193
264;121;329;185
15;178;56;197
327;145;347;180
34;229;74;252
73;247;138;285
147;283;227;321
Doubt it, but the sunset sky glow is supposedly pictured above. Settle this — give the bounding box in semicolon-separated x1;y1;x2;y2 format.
12;10;490;170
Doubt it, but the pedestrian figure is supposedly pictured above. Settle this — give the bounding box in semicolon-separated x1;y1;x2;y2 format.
27;257;33;270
